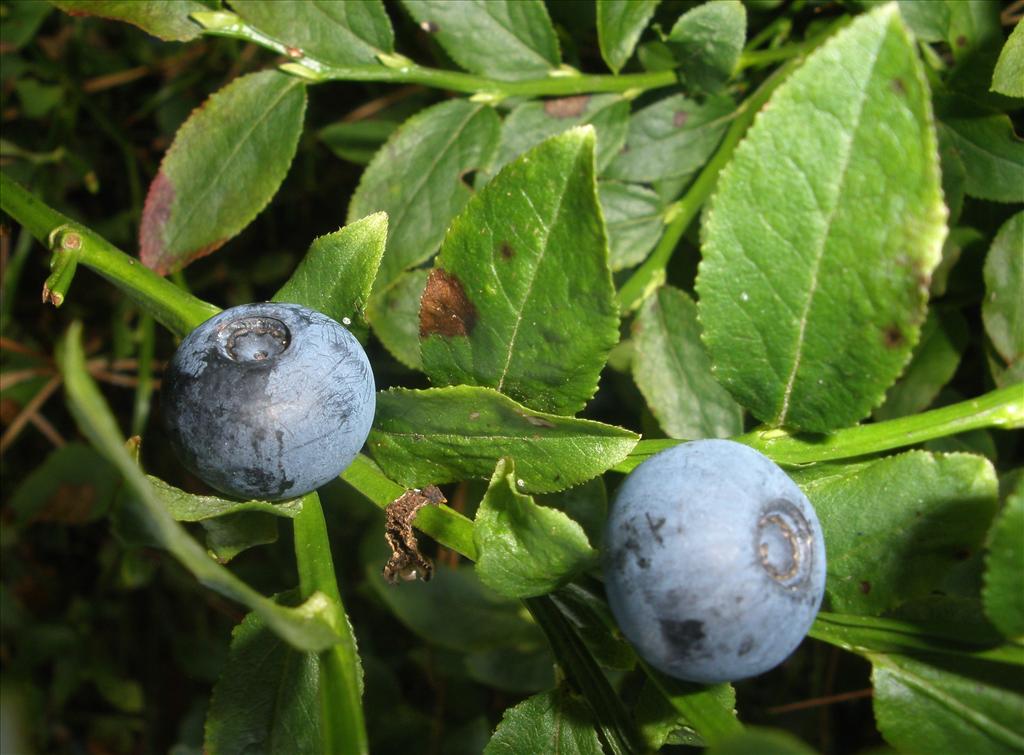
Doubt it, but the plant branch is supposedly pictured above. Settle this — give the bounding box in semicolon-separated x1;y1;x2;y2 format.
192;11;677;101
0;172;219;337
615;385;1024;472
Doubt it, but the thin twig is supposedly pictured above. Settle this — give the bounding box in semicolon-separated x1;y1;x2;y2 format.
0;367;52;392
767;688;873;715
341;85;425;123
29;412;65;448
0;375;61;454
0;338;49;361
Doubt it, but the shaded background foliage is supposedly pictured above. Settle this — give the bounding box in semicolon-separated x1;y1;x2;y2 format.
0;1;1021;754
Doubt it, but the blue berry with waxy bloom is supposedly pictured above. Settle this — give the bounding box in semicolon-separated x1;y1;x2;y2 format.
161;302;375;501
603;439;826;683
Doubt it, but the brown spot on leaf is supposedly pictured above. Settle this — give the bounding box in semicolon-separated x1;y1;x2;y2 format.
499;241;514;260
956;35;968;47
882;325;905;349
520;412;555;428
35;483;97;525
419;268;478;338
544;95;590;119
859;580;871;595
285;46;303;58
673;110;689;128
891;78;906;95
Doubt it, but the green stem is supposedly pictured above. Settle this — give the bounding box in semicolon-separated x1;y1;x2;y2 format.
0;172;219;337
193;11;676;101
293;493;369;755
615;59;797;314
615;385;1023;472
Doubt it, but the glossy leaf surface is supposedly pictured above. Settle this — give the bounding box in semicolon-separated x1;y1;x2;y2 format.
991;19;1024;98
698;5;946;431
53;0;206;40
205;606;320;755
230;0;393;66
793;451;998;615
632;285;742;439
982;211;1024;370
347;100;500;291
140;71;306;274
402;0;560;80
474;458;596;598
420;128;618;415
983;475;1024;638
872;653;1024;754
484;688;603;755
667;0;746;94
604;94;733;184
368;386;638;494
597;0;659;74
273;213;387;326
939;111;1024;204
599;181;666;270
366;269;428;369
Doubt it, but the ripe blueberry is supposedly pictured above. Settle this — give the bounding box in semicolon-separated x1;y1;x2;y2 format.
161;302;375;501
603;439;825;683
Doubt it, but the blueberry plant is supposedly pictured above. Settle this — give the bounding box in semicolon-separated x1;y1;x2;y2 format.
1;1;1022;753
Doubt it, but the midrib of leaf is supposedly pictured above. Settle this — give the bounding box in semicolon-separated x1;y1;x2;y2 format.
379;427;622;443
652;293;716;433
495;175;574;394
477;3;554;68
873;654;1024;750
385;104;483;248
776;38;883;426
310;0;384;55
162;78;301;254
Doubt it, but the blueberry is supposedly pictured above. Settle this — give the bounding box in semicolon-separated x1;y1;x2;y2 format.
602;439;825;683
161;302;375;501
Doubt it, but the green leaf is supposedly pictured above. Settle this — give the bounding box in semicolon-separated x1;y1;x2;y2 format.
549;583;635;670
938;126;968;224
474;458;597;599
318;119;399;165
205;605;321;755
139;71;307;275
484;688;604;755
347;100;500;291
604;94;733;185
368;386;639;494
634;677;736;749
538;477;606;550
485;94;629;178
147;476;303;522
983;475;1024;638
465;647;555;693
874;308;968;420
872;653;1024;754
982;212;1024;369
200;512;280;563
146;475;301;562
939;110;1024;204
401;0;560;81
366;269;428;369
667;0;746;94
57;323;341;653
229;0;394;66
52;0;206;41
895;0;950;43
367;563;547;653
420;128;618;416
792;451;998;615
8;443;118;526
632;285;743;439
706;727;816;755
596;0;660;74
599;181;666;271
698;5;946;432
991;20;1024;98
1;0;52;51
273;212;387;326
